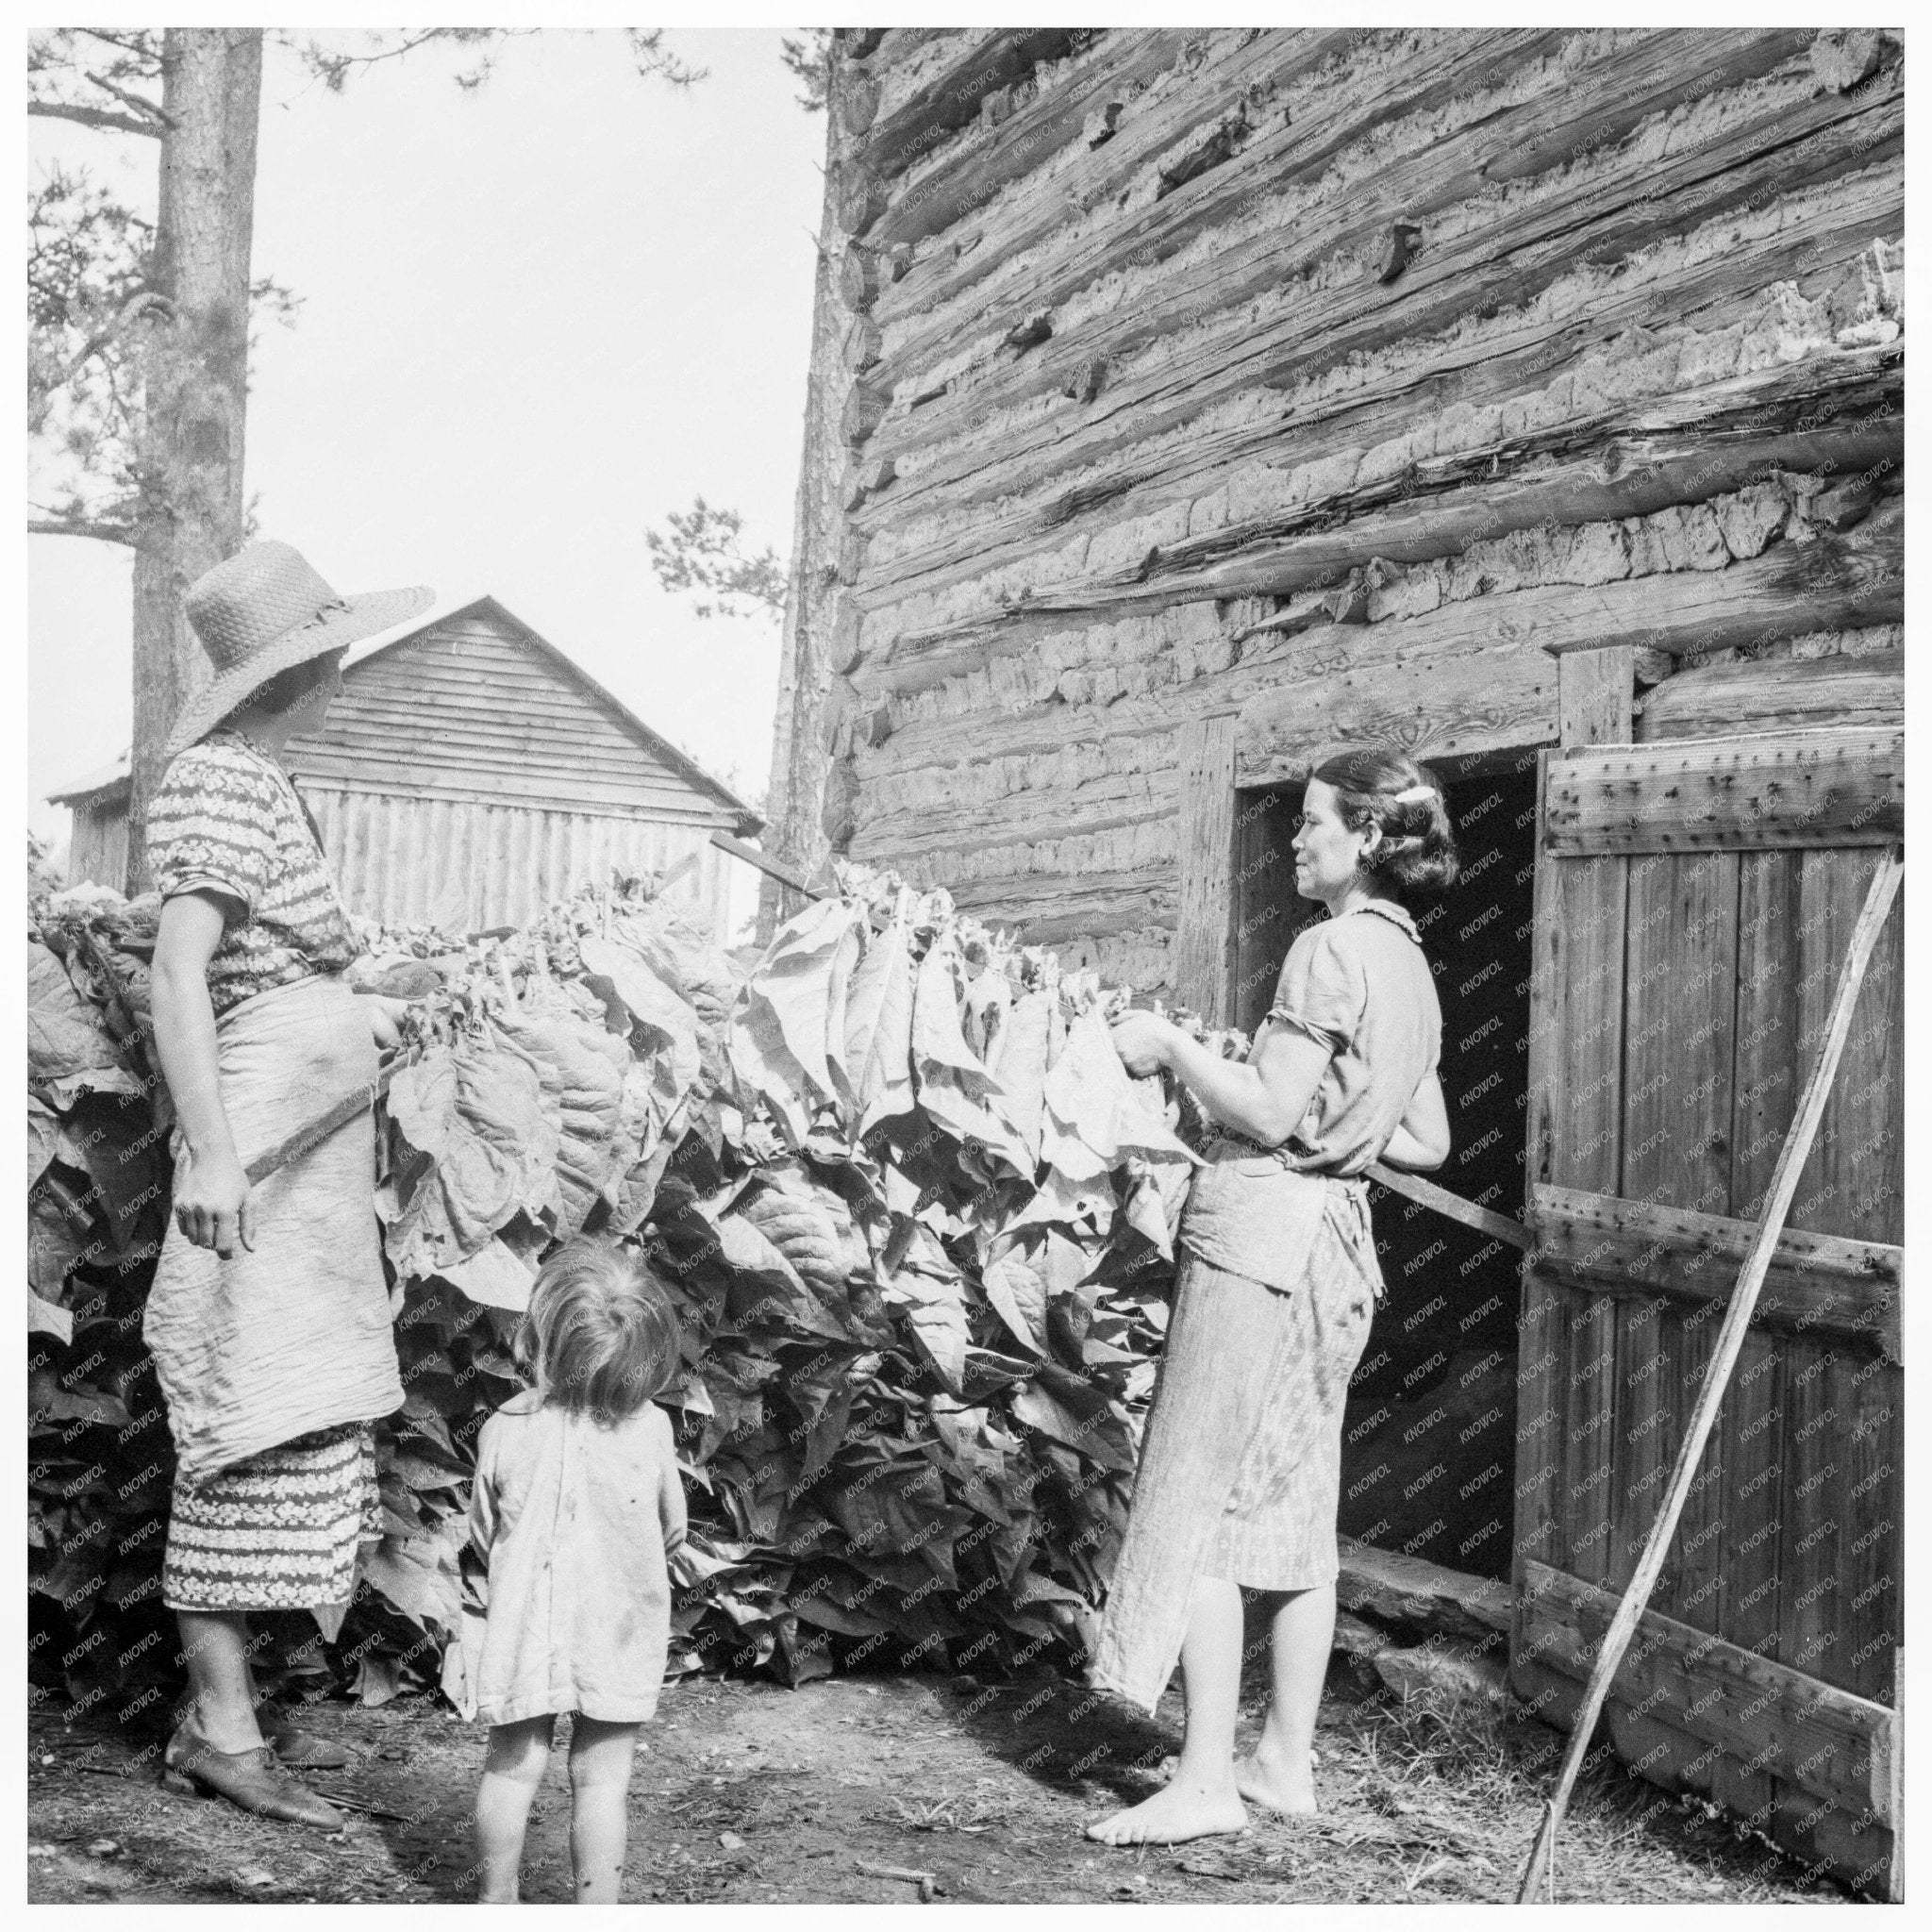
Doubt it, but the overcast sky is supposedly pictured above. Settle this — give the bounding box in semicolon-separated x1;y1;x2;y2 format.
27;28;824;857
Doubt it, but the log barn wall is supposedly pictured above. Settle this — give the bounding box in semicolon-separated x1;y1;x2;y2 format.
770;26;1903;995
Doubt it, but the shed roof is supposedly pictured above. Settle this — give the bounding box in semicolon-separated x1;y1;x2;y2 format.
43;595;759;832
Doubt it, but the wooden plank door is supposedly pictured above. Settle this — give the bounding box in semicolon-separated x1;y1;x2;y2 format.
1512;723;1904;1898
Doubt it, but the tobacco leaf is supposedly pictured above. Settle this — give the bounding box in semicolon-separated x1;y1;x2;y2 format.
841;908;916;1134
27;941;124;1087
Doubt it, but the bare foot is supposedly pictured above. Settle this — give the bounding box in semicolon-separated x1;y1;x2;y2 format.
1234;1740;1317;1816
1086;1773;1247;1846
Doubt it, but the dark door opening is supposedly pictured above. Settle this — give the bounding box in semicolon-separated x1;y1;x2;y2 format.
1233;754;1539;1578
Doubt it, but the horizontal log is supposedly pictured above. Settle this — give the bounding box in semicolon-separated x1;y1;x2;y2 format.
1235;640;1558;789
1529;1182;1900;1358
839;243;884;312
848;135;1904;650
1637;646;1902;741
859;343;1901;669
874;28;1544;342
839;69;880;137
1541;725;1904;855
867;28;1279;260
841;314;882;374
851;768;1176;865
941;872;1179;947
1540;496;1902;658
856;28;1091;181
835;162;890;236
842;378;891;446
1336;1537;1513;1639
867;28;1855;501
1520;1557;1894;1830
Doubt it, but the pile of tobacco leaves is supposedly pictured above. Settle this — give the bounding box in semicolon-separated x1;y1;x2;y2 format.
28;841;1241;1717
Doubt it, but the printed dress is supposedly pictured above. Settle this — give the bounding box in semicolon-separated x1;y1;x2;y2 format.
142;729;401;1623
1091;901;1442;1712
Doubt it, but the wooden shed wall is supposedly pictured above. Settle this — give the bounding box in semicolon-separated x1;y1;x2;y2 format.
774;26;1904;994
292;612;739;823
300;785;733;936
64;796;130;898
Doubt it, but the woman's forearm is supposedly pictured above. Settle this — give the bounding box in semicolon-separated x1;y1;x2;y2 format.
150;962;237;1163
1162;1029;1304;1146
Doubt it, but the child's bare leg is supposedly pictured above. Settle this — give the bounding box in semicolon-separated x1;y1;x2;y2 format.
475;1715;555;1902
567;1716;640;1903
1087;1575;1248;1845
1236;1582;1333;1816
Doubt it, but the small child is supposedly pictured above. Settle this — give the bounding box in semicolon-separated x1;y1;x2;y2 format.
458;1238;688;1904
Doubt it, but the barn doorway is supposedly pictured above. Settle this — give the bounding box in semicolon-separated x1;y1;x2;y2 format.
1232;753;1540;1580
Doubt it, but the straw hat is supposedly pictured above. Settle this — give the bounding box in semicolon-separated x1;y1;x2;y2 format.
164;541;433;760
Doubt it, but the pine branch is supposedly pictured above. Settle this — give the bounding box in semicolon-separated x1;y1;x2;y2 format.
81;68;172;134
28;514;138;546
29;291;174;434
26;99;165;140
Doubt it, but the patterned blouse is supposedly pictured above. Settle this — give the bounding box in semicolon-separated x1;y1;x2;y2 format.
147;727;357;1016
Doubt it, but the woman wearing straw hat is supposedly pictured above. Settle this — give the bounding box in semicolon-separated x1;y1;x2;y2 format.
142;541;431;1828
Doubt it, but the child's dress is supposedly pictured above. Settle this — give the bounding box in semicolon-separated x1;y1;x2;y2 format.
458;1392;688;1726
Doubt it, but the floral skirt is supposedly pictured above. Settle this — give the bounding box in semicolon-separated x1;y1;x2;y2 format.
161;1420;381;1614
1090;1171;1383;1712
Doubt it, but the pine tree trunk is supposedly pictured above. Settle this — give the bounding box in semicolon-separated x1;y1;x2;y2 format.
758;55;851;942
125;27;262;891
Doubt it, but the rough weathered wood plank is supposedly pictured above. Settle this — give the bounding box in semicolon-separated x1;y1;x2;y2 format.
1792;848;1904;1245
1520;1559;1894;1830
1562;1288;1620;1590
1780;1338;1844;1695
1543;727;1904;855
1620;850;1738;1218
1655;1301;1724;1632
1843;1352;1900;1707
1511;758;1566;1615
1232;783;1311;1035
1550;650;1631;1597
1712;1324;1784;1833
1173;712;1238;1025
1336;1537;1515;1639
1527;1184;1901;1358
1237;641;1559;789
1558;644;1633;751
1637;647;1903;742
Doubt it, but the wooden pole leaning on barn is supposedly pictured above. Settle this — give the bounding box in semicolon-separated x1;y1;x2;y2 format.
1514;844;1904;1905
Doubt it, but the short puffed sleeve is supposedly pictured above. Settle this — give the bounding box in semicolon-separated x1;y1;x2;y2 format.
1265;922;1367;1056
145;741;282;918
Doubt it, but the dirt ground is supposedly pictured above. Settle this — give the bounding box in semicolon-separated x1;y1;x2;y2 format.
28;1655;1848;1907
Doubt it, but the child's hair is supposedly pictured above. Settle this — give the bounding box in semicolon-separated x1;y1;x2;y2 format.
512;1239;683;1425
1309;743;1460;903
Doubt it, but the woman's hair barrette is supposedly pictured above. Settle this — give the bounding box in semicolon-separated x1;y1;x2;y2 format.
1391;783;1437;804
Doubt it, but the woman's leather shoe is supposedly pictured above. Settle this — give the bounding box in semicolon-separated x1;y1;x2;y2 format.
164;1722;346;1829
256;1698;350;1770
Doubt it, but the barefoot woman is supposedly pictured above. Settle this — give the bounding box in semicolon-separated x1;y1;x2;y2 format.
144;542;429;1827
1087;745;1458;1846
